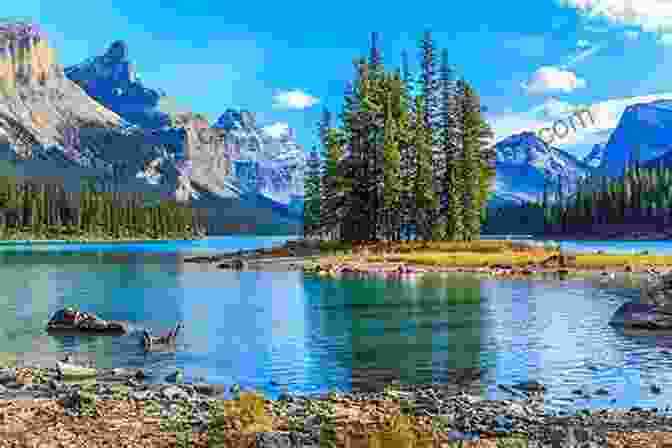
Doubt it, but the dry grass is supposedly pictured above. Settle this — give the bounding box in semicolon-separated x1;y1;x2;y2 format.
363;251;672;270
317;240;530;256
0;399;210;448
574;254;672;268
365;252;548;267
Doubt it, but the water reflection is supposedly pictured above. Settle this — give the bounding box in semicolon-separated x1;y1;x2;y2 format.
3;247;672;412
309;274;484;393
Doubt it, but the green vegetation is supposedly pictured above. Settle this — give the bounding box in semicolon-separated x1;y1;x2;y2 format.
0;175;206;241
543;162;672;234
486;158;672;237
304;30;493;242
305;239;672;269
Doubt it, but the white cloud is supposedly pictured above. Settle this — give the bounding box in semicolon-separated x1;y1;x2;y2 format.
577;39;591;48
562;43;606;68
272;89;320;110
261;122;290;138
521;66;587;94
558;0;672;34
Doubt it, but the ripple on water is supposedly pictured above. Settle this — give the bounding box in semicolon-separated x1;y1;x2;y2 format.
3;247;672;410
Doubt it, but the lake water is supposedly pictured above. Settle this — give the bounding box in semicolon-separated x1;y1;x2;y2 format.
3;237;672;415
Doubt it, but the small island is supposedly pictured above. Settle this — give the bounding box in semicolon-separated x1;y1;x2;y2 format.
189;238;672;278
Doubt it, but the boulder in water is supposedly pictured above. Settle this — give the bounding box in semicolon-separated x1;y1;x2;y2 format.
641;272;672;306
610;301;672;330
46;308;128;334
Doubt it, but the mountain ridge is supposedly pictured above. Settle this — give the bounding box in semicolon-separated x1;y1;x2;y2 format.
0;22;302;234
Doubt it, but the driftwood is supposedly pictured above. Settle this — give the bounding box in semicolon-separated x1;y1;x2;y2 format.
142;323;182;351
540;254;577;268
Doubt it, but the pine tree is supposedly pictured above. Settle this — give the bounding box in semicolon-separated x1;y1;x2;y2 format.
381;74;403;240
399;49;416;240
457;79;487;240
438;47;463;240
418;30;441;233
303;147;322;237
412;96;439;240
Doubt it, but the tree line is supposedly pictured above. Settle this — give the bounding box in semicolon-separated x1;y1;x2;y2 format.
542;161;672;234
0;175;207;240
303;31;495;242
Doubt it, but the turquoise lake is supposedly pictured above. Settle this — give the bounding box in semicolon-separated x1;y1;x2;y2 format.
3;237;672;415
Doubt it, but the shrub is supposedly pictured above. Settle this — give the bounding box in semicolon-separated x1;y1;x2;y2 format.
208;391;273;445
366;412;434;448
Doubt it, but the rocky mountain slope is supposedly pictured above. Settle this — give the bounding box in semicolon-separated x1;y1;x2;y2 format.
491;131;593;206
0;21;301;234
599;99;672;176
65;41;305;207
583;143;607;169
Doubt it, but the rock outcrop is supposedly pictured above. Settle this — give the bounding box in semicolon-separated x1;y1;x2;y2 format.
639;272;672;306
64;39;170;129
609;273;672;330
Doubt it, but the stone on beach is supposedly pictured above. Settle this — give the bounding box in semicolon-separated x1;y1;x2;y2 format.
56;361;97;379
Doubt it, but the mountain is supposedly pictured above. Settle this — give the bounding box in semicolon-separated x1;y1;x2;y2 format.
65;43;305;208
0;21;301;234
600;99;672;176
64;40;171;129
491;131;592;206
583;143;607;168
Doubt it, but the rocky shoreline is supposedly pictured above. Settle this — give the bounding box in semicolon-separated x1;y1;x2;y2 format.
183;247;663;278
1;359;672;446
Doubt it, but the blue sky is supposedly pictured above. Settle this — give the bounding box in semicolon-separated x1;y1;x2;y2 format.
6;0;672;154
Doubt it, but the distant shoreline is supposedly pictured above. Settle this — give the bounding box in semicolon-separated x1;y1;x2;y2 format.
532;232;672;241
0;235;299;245
0;238;199;245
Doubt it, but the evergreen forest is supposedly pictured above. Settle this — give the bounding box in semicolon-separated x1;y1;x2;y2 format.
0;175;206;240
303;31;495;242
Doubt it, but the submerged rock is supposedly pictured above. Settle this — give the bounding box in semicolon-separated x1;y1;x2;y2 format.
642;272;672;306
46;308;128;334
609;301;672;330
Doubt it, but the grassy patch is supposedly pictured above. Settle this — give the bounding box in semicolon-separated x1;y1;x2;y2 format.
366;252;549;267
316;240;533;255
208;391;273;446
0;352;18;368
364;251;672;269
575;254;672;268
365;411;434;448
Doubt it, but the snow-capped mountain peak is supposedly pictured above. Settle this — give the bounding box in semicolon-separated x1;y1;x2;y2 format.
491;131;592;206
261;122;291;139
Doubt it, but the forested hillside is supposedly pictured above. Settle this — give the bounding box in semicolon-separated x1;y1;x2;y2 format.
0;175;205;240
